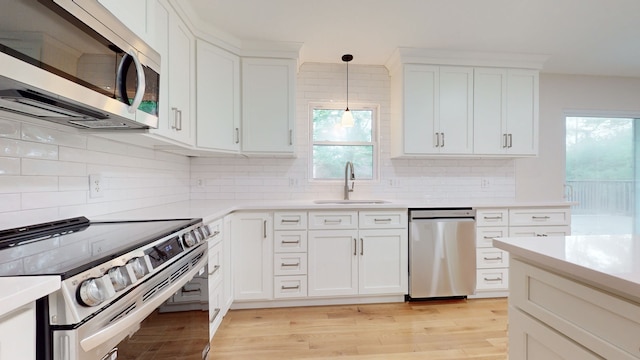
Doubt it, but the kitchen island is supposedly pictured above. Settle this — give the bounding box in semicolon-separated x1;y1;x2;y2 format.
494;235;640;359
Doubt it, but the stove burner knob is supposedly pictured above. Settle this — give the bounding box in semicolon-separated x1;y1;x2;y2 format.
183;232;197;247
78;278;105;307
108;266;129;291
194;228;204;242
128;257;149;279
201;225;211;238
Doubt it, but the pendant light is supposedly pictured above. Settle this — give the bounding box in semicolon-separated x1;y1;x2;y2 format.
341;54;354;127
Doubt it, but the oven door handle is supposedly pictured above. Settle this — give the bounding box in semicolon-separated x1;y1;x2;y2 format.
79;259;206;352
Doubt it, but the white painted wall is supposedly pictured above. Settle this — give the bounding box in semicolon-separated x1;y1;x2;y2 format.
191;62;517;202
515;73;640;201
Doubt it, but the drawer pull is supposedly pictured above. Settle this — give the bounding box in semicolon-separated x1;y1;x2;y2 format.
483;256;503;261
208;264;221;276
374;218;392;223
211;231;221;237
532;216;551;220
281;219;300;224
483;216;503;220
483;236;497;239
209;308;221;324
281;262;300;267
324;219;343;224
484;277;503;282
281;285;300;290
535;233;548;237
281;240;301;244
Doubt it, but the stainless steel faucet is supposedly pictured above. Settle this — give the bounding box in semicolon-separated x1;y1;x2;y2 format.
344;161;355;200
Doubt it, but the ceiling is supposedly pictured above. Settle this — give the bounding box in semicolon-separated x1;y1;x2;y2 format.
181;0;640;77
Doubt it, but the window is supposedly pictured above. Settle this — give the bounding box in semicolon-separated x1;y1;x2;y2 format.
311;105;377;180
565;116;638;235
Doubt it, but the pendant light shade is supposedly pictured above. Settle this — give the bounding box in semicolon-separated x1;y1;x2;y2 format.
341;54;354;127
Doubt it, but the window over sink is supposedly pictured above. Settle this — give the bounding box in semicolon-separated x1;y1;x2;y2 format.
310;104;378;180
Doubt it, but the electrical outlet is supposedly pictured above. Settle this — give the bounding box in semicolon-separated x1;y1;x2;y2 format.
89;174;104;198
480;178;490;189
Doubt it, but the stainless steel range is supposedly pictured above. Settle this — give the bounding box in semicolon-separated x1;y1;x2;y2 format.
0;216;212;360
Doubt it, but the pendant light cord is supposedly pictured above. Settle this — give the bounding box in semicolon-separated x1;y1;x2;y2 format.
342;54;353;110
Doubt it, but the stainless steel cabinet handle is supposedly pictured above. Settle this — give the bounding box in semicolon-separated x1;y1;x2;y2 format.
209;308;221;324
281;285;300;290
176;109;183;131
434;132;440;147
263;220;267;238
353;238;357;256
507;133;512;148
484;277;503;282
502;133;508;148
281;240;300;244
235;128;240;144
171;107;178;129
441;132;445;147
535;233;548;237
281;262;300;267
281;219;300;224
374;218;392;223
483;216;503;220
483;256;503;261
360;238;364;256
208;264;220;276
532;216;551;220
483;236;496;239
289;129;293;145
324;219;342;224
211;231;221;237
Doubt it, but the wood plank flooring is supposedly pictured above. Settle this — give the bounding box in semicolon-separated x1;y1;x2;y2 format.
210;298;508;360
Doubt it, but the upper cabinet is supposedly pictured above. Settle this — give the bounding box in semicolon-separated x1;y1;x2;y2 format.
150;0;195;146
474;68;539;155
241;58;296;154
388;48;545;158
97;0;154;45
196;40;241;152
400;65;473;155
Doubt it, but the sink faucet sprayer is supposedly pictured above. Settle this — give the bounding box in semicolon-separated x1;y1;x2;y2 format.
344;161;355;200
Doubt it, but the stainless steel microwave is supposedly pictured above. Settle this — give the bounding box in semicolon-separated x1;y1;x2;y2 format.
0;0;160;129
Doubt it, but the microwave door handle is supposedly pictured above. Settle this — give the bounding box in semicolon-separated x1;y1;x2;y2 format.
128;50;145;114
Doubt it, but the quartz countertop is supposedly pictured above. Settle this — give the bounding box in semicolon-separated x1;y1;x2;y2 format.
0;276;60;317
494;235;640;303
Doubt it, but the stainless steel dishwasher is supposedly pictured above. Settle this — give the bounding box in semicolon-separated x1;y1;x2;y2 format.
408;208;476;299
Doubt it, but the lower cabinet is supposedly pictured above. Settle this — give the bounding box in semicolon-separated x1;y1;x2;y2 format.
232;212;273;301
308;230;359;296
0;303;36;360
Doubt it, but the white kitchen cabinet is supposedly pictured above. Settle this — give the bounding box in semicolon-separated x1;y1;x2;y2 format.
273;211;308;299
509;258;640;359
150;0;195;146
471;206;571;298
0;303;36;360
196;40;241;152
98;0;154;45
473;68;539;155
308;229;359;297
231;212;273;301
241;58;296;154
308;210;408;298
222;215;233;311
399;64;473;156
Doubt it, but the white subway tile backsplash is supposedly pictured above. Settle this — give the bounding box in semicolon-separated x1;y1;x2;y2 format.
21;123;87;148
0;194;20;212
0;157;20;175
22;158;86;176
0;119;20;139
22;191;87;210
0;176;58;193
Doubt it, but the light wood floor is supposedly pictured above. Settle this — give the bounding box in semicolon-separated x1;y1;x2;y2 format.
210;298;508;360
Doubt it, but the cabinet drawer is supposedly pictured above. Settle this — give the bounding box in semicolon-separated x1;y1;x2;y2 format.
205;218;223;246
208;241;223;287
476;248;509;268
359;211;407;229
511;259;640;359
475;209;508;226
274;212;307;230
476;268;509;290
274;275;307;298
308;211;357;229
509;225;570;237
274;253;307;275
509;208;570;226
476;227;508;247
274;231;308;253
208;281;224;338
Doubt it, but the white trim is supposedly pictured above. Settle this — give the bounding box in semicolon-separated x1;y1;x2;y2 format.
564;109;640;119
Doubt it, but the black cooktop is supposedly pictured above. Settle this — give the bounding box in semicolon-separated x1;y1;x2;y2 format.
0;217;200;278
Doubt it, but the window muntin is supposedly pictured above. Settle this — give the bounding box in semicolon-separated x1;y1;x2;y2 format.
311;106;377;180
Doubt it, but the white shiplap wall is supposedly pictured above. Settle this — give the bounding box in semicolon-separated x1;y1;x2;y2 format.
190;62;516;202
0;117;190;229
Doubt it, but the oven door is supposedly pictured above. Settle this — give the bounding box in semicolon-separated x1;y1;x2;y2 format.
51;247;206;360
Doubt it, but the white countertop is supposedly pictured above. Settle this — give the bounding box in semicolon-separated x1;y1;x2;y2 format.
0;276;60;316
494;235;640;303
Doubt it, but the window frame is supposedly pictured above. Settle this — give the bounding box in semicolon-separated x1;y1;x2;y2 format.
308;102;380;182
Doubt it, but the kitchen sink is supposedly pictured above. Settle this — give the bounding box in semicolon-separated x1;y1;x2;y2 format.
313;200;391;205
